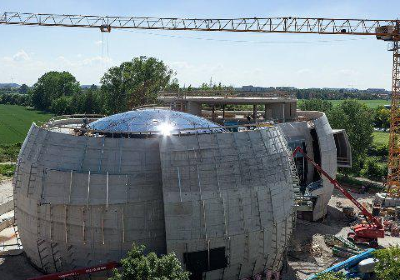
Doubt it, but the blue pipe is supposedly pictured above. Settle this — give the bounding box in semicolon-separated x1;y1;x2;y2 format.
306;249;376;279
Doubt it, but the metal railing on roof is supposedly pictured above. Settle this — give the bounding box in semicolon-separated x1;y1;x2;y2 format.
160;90;296;99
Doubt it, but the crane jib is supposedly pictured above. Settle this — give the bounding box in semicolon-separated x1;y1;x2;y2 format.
0;12;399;38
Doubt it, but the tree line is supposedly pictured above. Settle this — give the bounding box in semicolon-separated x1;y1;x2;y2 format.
0;56;178;115
299;99;388;179
294;88;388;100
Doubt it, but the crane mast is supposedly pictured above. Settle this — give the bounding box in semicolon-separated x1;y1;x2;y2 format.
388;37;400;194
1;11;400;195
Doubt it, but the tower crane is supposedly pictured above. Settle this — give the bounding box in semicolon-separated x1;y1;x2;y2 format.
1;12;400;195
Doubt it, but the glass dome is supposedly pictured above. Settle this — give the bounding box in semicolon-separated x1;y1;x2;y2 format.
87;109;225;135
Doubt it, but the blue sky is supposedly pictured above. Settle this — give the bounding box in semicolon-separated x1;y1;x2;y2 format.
1;0;399;89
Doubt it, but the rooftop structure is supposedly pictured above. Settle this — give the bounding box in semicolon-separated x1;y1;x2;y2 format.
159;94;297;123
87;109;225;134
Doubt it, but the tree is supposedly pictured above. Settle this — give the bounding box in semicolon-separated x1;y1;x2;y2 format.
165;78;180;92
19;83;29;94
374;106;390;131
373;246;400;280
298;99;333;113
31;71;80;111
328;100;374;174
0;93;30;106
101;56;175;114
316;272;347;280
80;88;102;114
64;87;103;115
109;243;190;280
51;96;71;115
200;82;211;90
361;157;387;181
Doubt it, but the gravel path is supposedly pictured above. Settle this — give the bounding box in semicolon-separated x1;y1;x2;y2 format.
0;180;13;205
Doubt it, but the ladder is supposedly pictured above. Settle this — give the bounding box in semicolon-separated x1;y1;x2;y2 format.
288;153;313;211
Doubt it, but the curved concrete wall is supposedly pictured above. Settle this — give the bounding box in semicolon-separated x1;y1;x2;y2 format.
313;114;337;220
159;128;295;279
278;121;315;183
14;124;296;279
14;125;165;272
279;113;337;221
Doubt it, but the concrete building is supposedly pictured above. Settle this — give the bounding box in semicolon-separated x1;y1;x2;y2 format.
14;109;297;279
159;95;352;221
279;111;351;220
159;95;297;123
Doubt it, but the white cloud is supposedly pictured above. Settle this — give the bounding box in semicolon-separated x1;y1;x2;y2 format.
2;50;31;62
338;69;358;76
82;56;112;66
56;55;113;67
297;68;312;75
0;51;118;85
13;50;31;62
56;56;73;66
94;40;103;46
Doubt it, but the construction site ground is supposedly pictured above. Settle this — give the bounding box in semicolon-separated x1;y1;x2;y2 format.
283;184;400;280
0;180;42;280
0;178;398;280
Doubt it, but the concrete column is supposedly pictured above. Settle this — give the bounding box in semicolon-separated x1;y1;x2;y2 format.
264;104;273;120
264;104;267;120
187;101;202;116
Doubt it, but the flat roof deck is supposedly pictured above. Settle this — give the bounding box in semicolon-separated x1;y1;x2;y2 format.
159;95;296;105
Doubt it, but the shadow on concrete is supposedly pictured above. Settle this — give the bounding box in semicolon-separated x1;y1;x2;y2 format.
0;253;42;280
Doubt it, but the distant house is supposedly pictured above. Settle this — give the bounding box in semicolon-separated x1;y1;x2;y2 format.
366;88;387;93
239;85;275;92
0;83;20;89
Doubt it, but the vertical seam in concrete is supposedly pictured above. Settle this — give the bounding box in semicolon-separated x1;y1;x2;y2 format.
177;167;182;202
68;170;73;204
214;133;228;237
79;137;88;171
98;137;105;173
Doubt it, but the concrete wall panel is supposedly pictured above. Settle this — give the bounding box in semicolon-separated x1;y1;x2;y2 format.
313;114;337;220
14;125;166;273
159;128;295;279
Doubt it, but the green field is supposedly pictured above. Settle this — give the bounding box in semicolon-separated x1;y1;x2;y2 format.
373;131;389;146
0;105;53;145
329;99;389;108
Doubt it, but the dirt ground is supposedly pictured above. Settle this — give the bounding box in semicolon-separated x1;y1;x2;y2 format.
0;179;43;280
282;188;400;280
0;253;42;280
0;180;13;204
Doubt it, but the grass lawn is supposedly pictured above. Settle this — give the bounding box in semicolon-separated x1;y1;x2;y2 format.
373;131;389;146
0;104;53;145
329;99;389;108
0;163;15;180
